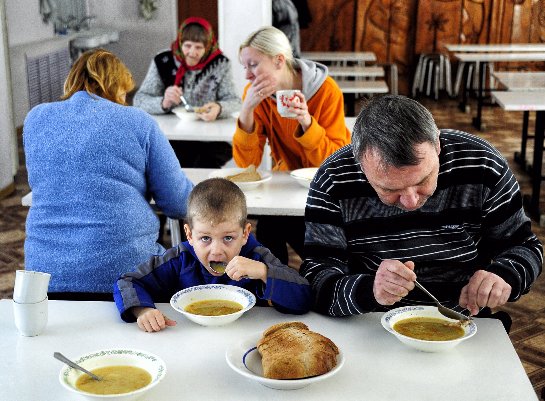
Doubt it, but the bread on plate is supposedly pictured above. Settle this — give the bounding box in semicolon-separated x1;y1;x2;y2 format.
256;321;339;379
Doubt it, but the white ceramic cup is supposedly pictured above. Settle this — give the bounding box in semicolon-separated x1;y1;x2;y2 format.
13;297;48;337
13;270;51;304
276;89;301;118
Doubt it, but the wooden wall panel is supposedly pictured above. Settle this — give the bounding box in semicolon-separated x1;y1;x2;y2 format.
300;0;358;50
300;0;544;94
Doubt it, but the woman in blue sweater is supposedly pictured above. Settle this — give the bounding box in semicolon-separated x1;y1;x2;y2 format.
23;49;194;299
114;178;311;332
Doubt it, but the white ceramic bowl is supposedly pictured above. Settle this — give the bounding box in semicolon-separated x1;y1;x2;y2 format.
171;107;199;122
170;284;256;326
208;168;272;190
381;305;477;352
289;167;318;189
59;349;166;401
225;331;345;390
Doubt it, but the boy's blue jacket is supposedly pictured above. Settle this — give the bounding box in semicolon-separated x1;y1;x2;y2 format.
114;234;312;321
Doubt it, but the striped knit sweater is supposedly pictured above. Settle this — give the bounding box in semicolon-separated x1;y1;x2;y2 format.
300;129;543;316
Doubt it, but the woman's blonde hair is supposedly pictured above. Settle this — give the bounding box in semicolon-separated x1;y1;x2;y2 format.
62;49;134;105
239;26;296;72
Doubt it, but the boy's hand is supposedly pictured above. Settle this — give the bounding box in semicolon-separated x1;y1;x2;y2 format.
132;307;177;333
225;256;267;283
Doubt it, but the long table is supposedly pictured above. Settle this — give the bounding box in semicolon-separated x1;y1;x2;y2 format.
492;90;545;223
301;51;376;65
446;43;545;53
453;52;545;130
0;299;537;401
152;114;237;142
19;118;358;211
493;72;545;169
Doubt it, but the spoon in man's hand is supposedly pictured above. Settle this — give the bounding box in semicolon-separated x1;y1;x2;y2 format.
414;280;471;322
54;352;102;381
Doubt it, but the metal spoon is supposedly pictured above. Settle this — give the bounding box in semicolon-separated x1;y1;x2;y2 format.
414;280;471;321
209;261;227;274
54;352;102;381
179;95;194;112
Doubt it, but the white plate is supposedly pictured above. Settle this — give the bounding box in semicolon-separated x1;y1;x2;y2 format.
209;168;272;190
171;107;199;122
225;332;344;390
289;167;318;189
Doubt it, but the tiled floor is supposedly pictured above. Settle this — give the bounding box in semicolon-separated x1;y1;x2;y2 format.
1;95;544;398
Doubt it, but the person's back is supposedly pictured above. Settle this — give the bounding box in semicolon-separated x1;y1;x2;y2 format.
24;49;193;295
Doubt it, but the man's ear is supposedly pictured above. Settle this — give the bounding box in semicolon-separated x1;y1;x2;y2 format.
184;224;193;244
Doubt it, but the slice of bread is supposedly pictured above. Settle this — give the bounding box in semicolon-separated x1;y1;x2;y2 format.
226;165;262;182
257;321;339;379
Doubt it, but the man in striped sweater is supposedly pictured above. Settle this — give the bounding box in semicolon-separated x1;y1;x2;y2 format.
301;95;542;329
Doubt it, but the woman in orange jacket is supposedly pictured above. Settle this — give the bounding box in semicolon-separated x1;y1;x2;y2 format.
234;26;350;264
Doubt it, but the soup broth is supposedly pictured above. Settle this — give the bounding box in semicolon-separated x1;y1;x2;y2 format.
393;317;465;341
185;299;243;316
75;365;151;395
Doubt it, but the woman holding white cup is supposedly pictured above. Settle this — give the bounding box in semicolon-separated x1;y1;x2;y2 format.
234;26;350;264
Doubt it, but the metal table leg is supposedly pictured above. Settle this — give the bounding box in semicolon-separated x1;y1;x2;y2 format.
528;110;545;220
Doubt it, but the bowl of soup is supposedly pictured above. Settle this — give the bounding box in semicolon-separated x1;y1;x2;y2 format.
290;167;319;189
59;348;166;401
381;306;477;352
170;284;256;326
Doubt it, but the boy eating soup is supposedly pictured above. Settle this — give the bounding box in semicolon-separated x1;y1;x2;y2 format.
114;178;311;332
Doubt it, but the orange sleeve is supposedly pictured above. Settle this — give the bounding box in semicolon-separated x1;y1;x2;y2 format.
294;77;351;167
232;84;268;168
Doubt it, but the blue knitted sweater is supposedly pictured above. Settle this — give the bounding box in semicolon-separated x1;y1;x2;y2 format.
23;91;194;293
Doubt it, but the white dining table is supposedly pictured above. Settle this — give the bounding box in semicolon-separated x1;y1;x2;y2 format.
19;118;357;211
492;72;545;170
452;52;545;130
492;90;545;224
183;168;309;217
328;65;385;78
301;51;377;65
0;299;537;401
152;114;238;142
445;43;545;53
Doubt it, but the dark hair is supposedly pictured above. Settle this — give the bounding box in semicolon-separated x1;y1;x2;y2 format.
351;95;439;167
186;178;247;228
182;23;210;48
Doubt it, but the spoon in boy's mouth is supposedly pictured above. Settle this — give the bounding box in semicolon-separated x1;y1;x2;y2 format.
209;261;227;274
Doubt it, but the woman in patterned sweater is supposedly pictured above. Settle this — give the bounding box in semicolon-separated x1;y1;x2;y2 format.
134;17;240;168
301;95;542;327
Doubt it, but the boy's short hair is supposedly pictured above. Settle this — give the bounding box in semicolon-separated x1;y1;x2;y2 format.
186;178;247;228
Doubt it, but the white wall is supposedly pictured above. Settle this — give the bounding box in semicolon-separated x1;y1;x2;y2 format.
5;0;54;46
0;0;15;189
87;0;178;86
218;0;272;97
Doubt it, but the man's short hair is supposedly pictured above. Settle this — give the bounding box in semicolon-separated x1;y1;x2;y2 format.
186;178;247;228
351;95;439;167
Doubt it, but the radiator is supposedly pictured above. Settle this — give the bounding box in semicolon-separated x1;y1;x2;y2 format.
25;47;71;109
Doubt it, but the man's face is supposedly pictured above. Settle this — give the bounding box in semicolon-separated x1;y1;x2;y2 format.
361;141;441;211
184;216;251;276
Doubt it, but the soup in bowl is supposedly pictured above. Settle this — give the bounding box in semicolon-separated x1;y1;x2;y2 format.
381;305;477;352
59;348;166;401
170;284;256;327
